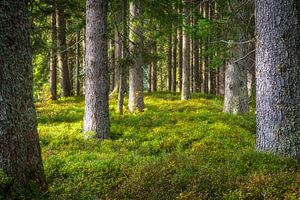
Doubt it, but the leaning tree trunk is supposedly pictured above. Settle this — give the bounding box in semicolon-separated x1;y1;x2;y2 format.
50;8;57;100
56;5;71;97
0;0;46;190
256;0;300;157
84;0;110;139
181;0;191;100
128;0;144;112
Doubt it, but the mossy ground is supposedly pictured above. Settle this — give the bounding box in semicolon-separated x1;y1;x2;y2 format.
12;93;300;199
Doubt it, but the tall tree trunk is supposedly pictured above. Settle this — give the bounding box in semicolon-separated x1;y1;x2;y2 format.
178;9;183;93
151;42;158;92
193;35;200;92
172;27;177;92
256;0;300;157
167;32;172;91
50;8;57;100
218;64;225;96
56;5;71;97
82;27;86;95
181;0;190;100
75;27;81;96
0;0;46;190
84;0;110;139
128;0;144;112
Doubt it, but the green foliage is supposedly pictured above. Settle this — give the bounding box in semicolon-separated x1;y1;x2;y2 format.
28;93;300;199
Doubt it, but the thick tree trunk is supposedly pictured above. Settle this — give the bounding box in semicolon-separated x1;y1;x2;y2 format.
181;0;190;100
75;27;81;96
50;9;57;100
172;28;177;92
0;0;46;190
56;5;71;97
128;1;144;112
84;0;110;139
167;33;172;91
256;0;300;157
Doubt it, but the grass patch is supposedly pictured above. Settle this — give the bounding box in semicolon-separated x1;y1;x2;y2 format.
26;92;300;199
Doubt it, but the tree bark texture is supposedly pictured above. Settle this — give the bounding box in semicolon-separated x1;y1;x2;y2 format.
128;0;144;112
84;0;110;139
0;0;46;190
256;0;300;157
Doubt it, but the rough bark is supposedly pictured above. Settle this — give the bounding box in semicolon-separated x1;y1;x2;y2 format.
84;0;110;139
181;0;190;100
128;0;144;112
50;8;57;100
56;5;71;97
256;0;300;157
0;0;46;190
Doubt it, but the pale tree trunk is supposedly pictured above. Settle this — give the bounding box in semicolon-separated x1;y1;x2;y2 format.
84;0;110;139
56;5;71;97
109;39;115;92
50;8;57;100
82;28;86;95
128;0;144;112
172;27;177;92
256;0;300;157
167;32;172;91
178;8;183;93
0;0;46;190
75;27;81;96
181;0;190;100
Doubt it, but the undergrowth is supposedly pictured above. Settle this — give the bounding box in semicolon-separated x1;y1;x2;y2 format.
7;92;300;199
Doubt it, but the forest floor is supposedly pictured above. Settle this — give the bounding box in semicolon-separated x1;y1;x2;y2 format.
29;93;300;199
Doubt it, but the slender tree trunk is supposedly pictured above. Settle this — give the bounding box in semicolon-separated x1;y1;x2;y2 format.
109;39;115;93
218;64;225;96
75;27;81;96
256;0;300;157
203;2;209;94
167;32;172;91
193;37;200;92
178;10;183;93
151;42;158;92
181;0;190;100
172;28;177;92
56;5;71;97
128;0;144;112
50;8;57;100
82;27;86;95
84;0;110;139
0;0;46;190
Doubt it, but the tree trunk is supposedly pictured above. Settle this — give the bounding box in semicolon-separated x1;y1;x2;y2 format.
178;10;183;93
84;0;110;139
167;33;172;91
218;64;225;96
82;27;86;95
256;0;300;157
151;42;158;92
75;27;81;96
0;0;46;190
181;0;190;100
193;38;200;93
50;8;57;100
56;5;71;97
172;28;177;92
128;0;144;112
203;2;209;94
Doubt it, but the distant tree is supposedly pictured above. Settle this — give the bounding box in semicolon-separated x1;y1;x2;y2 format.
256;0;300;157
0;0;46;190
84;0;110;139
50;5;58;100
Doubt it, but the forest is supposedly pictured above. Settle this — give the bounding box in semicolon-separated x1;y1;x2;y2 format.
0;0;300;199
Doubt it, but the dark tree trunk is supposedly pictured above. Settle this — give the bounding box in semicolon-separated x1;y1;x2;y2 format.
128;0;144;112
167;33;172;91
50;8;57;100
151;42;158;92
84;0;110;139
256;0;300;157
82;27;86;95
193;38;200;93
203;2;209;94
75;27;81;96
181;0;190;100
218;64;225;96
56;5;71;97
0;0;46;190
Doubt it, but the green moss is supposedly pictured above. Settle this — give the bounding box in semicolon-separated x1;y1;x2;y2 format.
32;92;300;199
